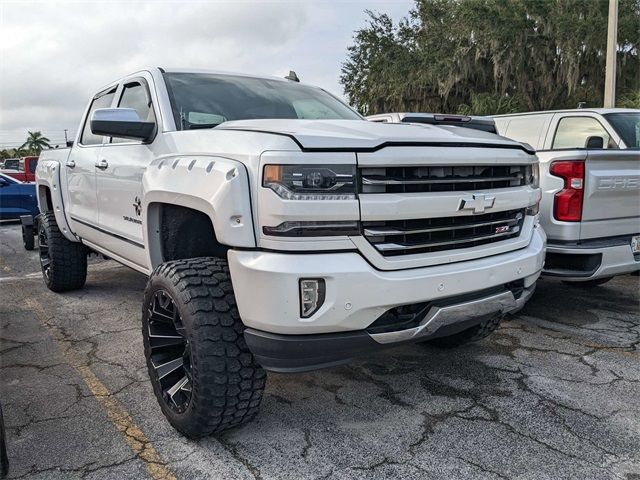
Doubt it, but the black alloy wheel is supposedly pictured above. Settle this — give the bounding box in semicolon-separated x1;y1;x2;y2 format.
147;290;193;413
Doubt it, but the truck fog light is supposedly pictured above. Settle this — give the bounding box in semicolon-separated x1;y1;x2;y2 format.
299;279;326;318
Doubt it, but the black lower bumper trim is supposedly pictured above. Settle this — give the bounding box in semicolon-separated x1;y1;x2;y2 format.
244;315;487;373
543;252;602;277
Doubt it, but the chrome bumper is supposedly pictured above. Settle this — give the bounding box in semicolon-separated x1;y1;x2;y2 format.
370;285;535;345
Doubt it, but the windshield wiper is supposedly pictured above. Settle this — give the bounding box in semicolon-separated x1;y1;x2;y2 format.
187;123;222;130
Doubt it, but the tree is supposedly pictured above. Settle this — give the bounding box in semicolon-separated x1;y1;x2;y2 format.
21;131;51;155
341;0;640;115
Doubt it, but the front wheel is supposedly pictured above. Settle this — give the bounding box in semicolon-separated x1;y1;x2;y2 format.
142;257;266;438
422;315;502;349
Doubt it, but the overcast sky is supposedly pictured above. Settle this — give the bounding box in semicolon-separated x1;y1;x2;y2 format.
0;0;413;148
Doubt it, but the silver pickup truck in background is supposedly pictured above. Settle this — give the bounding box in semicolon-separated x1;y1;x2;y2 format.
494;109;640;286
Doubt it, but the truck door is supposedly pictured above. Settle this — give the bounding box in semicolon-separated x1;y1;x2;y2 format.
95;77;157;269
65;87;116;243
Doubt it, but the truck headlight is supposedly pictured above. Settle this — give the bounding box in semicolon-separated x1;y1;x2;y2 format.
531;163;540;188
263;164;356;200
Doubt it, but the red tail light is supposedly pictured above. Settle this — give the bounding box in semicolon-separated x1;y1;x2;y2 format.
550;161;584;222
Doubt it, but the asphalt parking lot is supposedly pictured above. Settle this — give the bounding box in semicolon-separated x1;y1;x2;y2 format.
1;223;639;480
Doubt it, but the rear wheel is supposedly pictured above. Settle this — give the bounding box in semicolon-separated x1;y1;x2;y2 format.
423;315;502;349
38;212;87;292
562;277;613;288
22;223;34;250
142;257;266;438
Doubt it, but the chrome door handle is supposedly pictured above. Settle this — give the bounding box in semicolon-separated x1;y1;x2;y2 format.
95;159;109;170
66;160;76;168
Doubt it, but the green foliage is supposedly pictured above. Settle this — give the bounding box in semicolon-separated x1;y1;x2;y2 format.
618;90;640;108
20;131;51;155
341;0;640;115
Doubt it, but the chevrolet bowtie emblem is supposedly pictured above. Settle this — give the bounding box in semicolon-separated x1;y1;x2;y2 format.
458;194;495;214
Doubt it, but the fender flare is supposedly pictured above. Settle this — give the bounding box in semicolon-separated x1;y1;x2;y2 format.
35;159;78;243
142;154;256;269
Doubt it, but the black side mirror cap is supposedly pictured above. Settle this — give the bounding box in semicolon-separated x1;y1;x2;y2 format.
90;108;155;142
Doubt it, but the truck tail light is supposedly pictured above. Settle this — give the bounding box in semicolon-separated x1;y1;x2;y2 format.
550;161;584;222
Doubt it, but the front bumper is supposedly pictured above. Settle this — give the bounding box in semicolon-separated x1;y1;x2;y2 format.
228;225;545;334
244;285;536;372
544;235;640;281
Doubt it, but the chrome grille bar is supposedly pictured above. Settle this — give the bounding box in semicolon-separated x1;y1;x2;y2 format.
375;227;521;252
364;213;523;237
360;165;533;194
362;208;526;257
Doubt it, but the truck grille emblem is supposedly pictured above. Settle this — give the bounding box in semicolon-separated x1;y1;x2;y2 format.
458;194;495;214
495;225;511;233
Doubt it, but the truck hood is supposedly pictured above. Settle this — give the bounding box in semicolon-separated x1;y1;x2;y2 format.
217;119;533;153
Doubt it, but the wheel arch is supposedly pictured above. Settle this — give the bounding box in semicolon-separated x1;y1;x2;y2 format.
142;155;256;269
35;159;78;243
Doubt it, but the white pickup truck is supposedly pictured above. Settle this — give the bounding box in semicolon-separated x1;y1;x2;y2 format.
494;109;640;286
35;68;545;437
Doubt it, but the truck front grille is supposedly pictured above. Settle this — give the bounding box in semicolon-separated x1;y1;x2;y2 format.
360;165;533;193
362;209;525;257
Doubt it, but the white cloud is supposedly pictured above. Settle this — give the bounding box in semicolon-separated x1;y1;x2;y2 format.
0;0;412;147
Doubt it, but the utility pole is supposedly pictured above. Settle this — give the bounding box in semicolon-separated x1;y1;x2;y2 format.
64;129;68;145
603;0;618;108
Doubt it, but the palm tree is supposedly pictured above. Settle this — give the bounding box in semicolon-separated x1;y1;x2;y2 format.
21;131;51;155
11;146;27;157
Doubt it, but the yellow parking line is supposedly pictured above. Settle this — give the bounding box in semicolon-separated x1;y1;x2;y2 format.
24;297;176;480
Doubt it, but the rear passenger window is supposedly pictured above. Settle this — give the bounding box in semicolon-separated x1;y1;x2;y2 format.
504;116;547;148
80;89;116;145
112;82;155;143
552;117;615;149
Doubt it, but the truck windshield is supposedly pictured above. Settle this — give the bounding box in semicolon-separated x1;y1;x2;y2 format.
603;112;640;149
163;72;362;130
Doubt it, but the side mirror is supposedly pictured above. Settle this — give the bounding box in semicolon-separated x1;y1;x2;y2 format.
585;135;604;149
90;108;155;142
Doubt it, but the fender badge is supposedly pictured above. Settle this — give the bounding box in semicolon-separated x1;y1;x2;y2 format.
133;196;142;216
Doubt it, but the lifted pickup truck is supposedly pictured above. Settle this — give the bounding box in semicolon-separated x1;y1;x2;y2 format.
494;109;640;286
36;68;545;437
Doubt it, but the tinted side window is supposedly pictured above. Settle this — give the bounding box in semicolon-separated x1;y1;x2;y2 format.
28;158;37;172
112;82;155;143
80;89;116;145
504;116;547;148
552;117;615;149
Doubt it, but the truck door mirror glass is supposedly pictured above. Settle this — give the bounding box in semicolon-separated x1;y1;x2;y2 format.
585;136;604;149
90;108;155;142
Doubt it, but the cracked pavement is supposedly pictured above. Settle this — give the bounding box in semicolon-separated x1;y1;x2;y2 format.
1;223;639;479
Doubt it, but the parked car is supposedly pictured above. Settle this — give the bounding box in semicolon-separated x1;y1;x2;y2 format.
493;108;640;286
1;156;38;182
0;173;39;220
367;112;498;134
2;159;20;171
35;68;545;437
